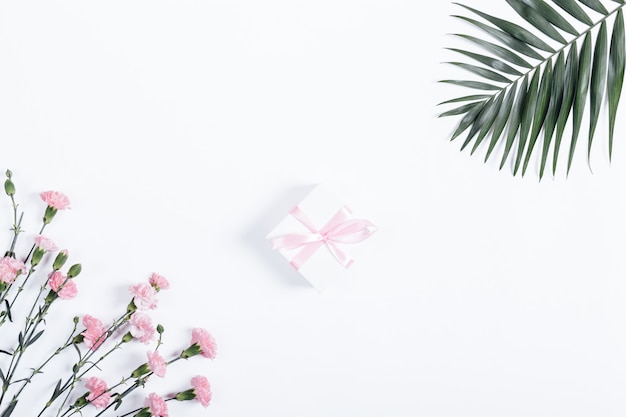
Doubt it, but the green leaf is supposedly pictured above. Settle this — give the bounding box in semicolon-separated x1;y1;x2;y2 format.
540;51;566;179
438;94;491;105
454;2;555;51
452;34;533;67
51;379;62;400
608;9;625;160
451;102;485;140
446;48;523;75
569;34;593;174
514;68;541;175
26;330;44;347
505;0;568;44
439;102;481;117
445;62;512;82
554;44;579;174
485;82;517;161
501;75;529;170
589;20;608;161
453;15;546;58
552;0;593;25
4;300;11;323
579;0;609;15
460;96;497;150
521;0;579;35
439;79;503;90
470;92;505;153
523;61;553;176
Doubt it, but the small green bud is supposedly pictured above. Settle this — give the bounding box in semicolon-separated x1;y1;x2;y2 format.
72;334;84;344
156;324;164;334
67;264;82;278
4;179;15;196
53;250;68;270
5;169;12;179
175;389;196;401
73;316;79;324
72;363;80;374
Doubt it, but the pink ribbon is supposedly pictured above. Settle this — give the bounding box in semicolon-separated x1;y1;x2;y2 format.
271;205;377;270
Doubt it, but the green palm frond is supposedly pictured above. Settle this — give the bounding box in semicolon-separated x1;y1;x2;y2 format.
439;0;626;178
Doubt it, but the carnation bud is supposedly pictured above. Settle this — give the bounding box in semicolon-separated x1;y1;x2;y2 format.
156;324;164;334
67;264;82;278
53;250;68;270
72;334;85;344
175;389;197;402
73;316;79;324
31;247;45;267
4;179;15;196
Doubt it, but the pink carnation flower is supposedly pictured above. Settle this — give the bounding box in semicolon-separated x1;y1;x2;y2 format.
129;282;158;310
191;375;212;407
0;257;26;284
129;312;155;344
149;273;170;291
34;235;58;252
85;377;111;409
191;328;217;359
144;393;168;417
40;191;70;210
82;315;107;350
147;350;166;378
48;271;77;299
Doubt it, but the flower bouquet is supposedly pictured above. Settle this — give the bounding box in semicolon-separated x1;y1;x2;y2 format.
0;170;216;417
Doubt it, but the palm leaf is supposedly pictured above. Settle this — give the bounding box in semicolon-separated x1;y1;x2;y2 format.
440;0;626;178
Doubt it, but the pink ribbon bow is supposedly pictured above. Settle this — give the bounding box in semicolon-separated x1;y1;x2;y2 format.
271;205;377;270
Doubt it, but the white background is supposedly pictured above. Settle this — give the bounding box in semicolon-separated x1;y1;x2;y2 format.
1;1;626;416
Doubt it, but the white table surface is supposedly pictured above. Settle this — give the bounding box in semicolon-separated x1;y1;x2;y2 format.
1;1;626;416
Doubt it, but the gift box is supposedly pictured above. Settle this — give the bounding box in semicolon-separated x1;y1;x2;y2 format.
266;185;377;291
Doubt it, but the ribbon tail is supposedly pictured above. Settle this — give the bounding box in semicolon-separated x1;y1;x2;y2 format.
324;242;354;269
289;241;324;270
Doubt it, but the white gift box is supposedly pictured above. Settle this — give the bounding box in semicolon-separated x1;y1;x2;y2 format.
266;185;377;291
